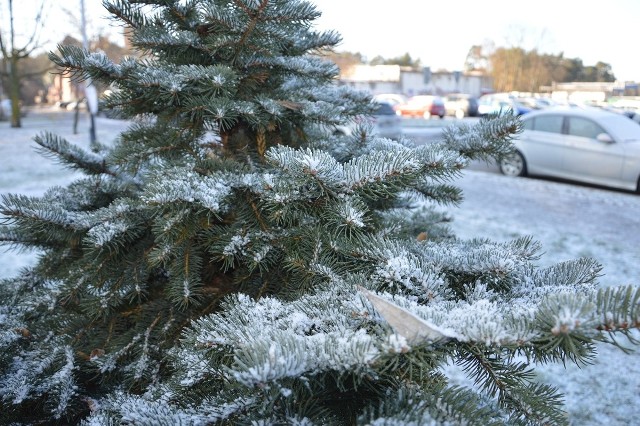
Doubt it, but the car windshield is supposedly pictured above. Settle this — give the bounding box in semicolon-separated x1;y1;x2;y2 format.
599;114;640;142
374;102;396;115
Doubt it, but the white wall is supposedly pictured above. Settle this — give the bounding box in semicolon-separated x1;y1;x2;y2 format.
340;66;492;97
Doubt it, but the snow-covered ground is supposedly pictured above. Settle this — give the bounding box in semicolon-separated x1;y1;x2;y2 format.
0;108;132;275
1;108;639;425
450;171;640;426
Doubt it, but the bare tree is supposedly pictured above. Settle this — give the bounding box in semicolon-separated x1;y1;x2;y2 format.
0;0;47;127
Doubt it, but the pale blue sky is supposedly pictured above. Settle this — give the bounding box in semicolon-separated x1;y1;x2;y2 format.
311;0;640;81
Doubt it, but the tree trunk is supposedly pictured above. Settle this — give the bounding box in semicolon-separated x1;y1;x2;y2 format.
9;55;21;128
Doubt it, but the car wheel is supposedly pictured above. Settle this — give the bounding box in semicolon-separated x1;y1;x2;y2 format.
499;151;527;177
423;111;431;119
455;109;465;119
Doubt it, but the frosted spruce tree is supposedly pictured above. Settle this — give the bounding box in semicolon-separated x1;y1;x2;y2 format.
1;1;639;424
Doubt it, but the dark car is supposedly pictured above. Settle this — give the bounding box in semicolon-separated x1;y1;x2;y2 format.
443;94;479;118
477;94;532;116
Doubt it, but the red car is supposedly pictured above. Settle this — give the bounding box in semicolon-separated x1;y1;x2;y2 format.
395;95;445;119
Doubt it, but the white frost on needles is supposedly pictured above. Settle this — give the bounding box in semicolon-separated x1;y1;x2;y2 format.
373;253;447;299
223;235;250;257
231;329;378;387
143;170;231;211
385;333;411;353
338;200;366;229
86;220;129;247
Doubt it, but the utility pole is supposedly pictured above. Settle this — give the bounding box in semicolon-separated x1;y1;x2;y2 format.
80;0;97;144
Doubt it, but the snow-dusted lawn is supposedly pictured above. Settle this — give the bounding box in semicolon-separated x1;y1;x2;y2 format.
1;108;639;425
0;108;132;276
450;171;640;426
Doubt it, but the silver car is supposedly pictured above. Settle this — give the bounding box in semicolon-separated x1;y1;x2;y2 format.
499;107;640;192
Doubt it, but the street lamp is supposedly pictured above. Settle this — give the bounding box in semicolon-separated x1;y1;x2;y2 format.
80;0;97;145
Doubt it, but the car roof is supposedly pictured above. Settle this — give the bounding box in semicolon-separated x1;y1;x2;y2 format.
410;95;441;100
523;106;640;141
523;106;623;120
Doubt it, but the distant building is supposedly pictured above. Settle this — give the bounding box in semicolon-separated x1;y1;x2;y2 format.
47;74;84;105
542;81;640;105
337;65;493;98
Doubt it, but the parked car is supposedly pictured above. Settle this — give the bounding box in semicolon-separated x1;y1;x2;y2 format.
395;95;445;119
517;96;558;110
608;98;640;117
333;101;402;140
373;93;407;110
477;94;532;116
499;107;640;192
443;94;478;118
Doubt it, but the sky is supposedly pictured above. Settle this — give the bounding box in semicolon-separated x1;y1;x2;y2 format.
2;1;119;50
5;1;639;82
310;0;640;82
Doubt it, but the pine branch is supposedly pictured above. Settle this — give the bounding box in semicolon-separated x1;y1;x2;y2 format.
441;112;522;161
359;384;505;425
33;132;114;176
594;285;640;349
457;345;567;425
102;0;152;29
49;45;122;84
0;193;85;249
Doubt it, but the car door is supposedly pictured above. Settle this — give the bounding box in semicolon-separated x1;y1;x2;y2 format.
561;116;625;184
518;114;565;174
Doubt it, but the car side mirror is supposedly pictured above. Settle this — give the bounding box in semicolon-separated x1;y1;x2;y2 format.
596;133;614;144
